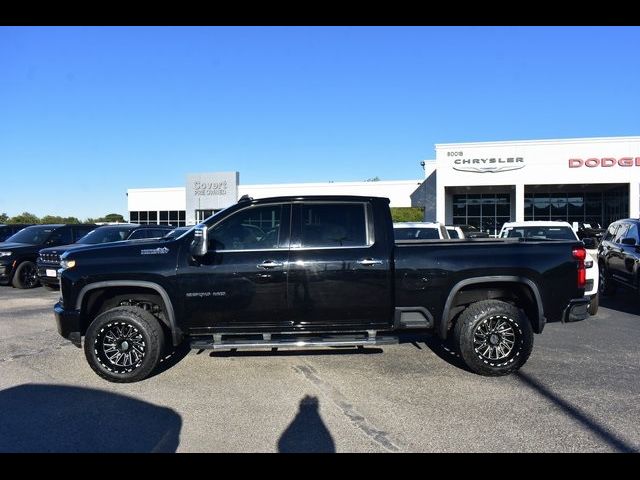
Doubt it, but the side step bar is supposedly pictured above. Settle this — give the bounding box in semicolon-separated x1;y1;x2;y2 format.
190;332;398;351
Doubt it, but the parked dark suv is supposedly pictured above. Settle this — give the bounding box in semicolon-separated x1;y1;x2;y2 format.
598;219;640;295
0;224;96;289
37;224;174;289
0;224;34;242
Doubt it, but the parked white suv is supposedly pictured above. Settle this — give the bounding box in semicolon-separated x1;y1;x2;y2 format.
499;221;599;315
393;222;450;240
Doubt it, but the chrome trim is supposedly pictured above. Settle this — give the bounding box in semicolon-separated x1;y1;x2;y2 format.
190;336;398;350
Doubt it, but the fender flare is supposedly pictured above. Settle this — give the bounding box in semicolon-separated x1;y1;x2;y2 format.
75;280;182;346
439;276;545;339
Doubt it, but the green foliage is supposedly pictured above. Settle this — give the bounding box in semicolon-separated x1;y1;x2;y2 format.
103;213;125;223
0;213;8;223
8;212;40;224
40;215;80;224
390;207;424;222
366;176;381;182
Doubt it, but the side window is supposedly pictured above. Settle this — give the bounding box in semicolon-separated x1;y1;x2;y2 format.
625;223;639;242
147;229;168;239
448;228;459;239
73;227;92;242
48;227;73;245
613;224;630;244
209;205;283;251
300;203;368;248
604;224;618;242
128;229;147;240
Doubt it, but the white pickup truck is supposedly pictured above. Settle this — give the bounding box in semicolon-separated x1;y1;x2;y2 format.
499;221;599;315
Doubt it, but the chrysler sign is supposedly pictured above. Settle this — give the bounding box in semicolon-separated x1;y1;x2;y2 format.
452;157;525;173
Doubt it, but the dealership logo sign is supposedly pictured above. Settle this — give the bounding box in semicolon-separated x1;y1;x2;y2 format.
569;157;640;168
453;157;525;173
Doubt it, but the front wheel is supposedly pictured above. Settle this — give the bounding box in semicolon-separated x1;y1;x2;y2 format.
11;261;40;289
453;300;534;376
84;306;165;383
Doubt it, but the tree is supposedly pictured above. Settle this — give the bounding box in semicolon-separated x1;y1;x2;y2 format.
390;207;424;222
366;176;381;182
0;213;8;223
103;213;125;223
41;215;66;224
8;212;39;224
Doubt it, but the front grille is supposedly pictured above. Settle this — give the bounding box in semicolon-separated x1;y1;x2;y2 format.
39;253;61;264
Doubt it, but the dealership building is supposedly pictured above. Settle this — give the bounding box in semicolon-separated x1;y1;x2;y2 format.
127;135;640;235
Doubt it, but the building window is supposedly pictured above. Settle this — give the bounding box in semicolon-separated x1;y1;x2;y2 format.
452;193;512;236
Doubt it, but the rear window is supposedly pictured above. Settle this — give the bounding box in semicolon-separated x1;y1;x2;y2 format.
505;226;576;240
300;203;368;248
394;227;440;240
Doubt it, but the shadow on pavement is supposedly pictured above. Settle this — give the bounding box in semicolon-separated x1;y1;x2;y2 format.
599;289;640;316
278;395;335;453
147;343;193;379
0;384;182;452
516;371;638;453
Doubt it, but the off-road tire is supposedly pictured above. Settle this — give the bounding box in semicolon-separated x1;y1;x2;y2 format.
453;300;533;376
84;306;165;383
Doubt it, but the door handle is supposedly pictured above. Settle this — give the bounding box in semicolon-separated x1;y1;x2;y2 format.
357;258;383;266
257;260;283;269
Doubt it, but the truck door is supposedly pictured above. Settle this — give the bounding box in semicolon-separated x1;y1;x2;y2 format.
609;223;630;284
619;223;639;286
286;201;393;329
178;203;291;330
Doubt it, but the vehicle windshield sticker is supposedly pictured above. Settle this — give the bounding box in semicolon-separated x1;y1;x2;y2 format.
140;247;170;255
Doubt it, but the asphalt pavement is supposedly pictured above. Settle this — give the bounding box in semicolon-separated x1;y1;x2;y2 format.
0;285;638;452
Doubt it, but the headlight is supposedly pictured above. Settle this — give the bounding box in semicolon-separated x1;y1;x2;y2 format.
0;251;11;258
60;259;76;269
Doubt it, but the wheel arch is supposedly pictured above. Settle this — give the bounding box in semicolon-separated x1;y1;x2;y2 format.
439;276;545;340
76;280;182;346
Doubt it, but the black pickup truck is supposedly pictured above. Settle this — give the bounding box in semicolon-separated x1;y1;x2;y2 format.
54;195;589;383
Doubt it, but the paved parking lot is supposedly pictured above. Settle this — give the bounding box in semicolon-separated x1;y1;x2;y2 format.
0;285;639;452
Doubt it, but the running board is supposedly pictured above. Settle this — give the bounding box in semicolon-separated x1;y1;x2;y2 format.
190;332;398;350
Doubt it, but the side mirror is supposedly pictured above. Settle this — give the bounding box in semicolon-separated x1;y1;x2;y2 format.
190;224;208;257
582;238;596;249
621;237;637;246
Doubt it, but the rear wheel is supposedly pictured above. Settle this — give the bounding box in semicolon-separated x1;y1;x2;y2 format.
84;306;165;383
11;261;40;289
588;293;599;316
598;264;616;296
453;300;533;376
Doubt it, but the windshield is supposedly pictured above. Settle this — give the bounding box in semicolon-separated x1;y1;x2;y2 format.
5;226;55;245
459;225;477;232
76;227;134;244
505;226;576;240
394;227;440;240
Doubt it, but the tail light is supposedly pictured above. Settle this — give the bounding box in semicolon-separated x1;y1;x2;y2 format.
572;246;586;289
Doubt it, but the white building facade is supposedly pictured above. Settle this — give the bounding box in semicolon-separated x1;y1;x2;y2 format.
433;136;640;235
127;178;423;226
126;136;640;233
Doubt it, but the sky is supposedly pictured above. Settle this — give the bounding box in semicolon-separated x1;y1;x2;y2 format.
1;26;639;219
